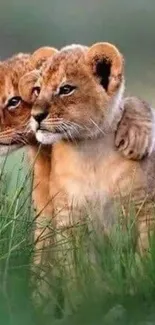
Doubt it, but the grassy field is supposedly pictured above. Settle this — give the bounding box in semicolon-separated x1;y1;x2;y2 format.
0;0;155;323
1;150;155;325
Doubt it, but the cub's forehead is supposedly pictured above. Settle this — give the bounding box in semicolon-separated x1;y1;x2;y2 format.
0;53;31;103
0;53;31;82
0;66;16;97
0;65;8;94
0;75;16;104
61;44;88;52
42;45;88;82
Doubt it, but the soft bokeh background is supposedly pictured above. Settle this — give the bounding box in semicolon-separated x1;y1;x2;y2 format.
0;0;155;103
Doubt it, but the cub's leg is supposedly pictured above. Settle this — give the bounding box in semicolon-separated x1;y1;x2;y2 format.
49;179;86;270
27;144;57;304
27;144;53;267
115;97;155;160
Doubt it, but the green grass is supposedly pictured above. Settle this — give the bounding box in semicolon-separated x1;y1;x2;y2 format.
1;151;155;325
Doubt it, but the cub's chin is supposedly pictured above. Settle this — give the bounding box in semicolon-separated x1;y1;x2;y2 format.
36;130;63;145
0;144;23;156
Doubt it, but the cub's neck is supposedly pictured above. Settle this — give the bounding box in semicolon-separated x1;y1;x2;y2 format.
71;134;115;159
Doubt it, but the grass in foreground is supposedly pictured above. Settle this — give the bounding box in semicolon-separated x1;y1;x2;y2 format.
0;152;155;325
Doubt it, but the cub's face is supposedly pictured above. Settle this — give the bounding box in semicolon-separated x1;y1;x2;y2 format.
31;43;124;145
0;47;57;155
0;55;31;153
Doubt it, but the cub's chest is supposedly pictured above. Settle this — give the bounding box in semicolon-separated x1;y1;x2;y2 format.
51;140;141;204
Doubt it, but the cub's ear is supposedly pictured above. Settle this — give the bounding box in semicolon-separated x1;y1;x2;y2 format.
31;46;58;68
19;70;40;103
19;47;58;103
86;42;124;95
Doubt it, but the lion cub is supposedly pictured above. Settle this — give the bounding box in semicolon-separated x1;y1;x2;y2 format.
29;42;155;251
0;47;57;213
0;47;58;266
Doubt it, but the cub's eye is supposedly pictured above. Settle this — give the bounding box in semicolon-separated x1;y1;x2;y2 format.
32;86;41;97
7;96;21;111
59;84;76;96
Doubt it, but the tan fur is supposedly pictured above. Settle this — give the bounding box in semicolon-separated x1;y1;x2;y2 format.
31;42;155;251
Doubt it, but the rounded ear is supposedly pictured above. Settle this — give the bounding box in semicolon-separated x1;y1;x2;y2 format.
86;42;124;95
19;70;40;103
31;46;58;68
19;47;58;103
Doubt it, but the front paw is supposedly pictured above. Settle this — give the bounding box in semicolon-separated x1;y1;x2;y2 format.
115;126;149;160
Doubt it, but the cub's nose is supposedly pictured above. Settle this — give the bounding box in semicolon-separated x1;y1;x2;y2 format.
32;111;48;124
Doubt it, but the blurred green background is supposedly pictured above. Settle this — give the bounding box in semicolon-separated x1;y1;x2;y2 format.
0;0;155;103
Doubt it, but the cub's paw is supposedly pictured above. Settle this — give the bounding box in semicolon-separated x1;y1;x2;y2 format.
115;122;150;160
115;97;154;160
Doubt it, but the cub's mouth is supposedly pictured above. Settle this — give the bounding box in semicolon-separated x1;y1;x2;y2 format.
31;116;85;145
30;117;65;144
35;129;63;145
